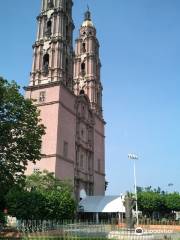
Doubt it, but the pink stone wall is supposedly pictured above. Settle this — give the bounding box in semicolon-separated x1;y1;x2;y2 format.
25;85;61;156
25;84;105;196
25;156;56;176
94;173;105;195
93;116;105;195
55;85;76;182
26;84;77;186
55;158;74;183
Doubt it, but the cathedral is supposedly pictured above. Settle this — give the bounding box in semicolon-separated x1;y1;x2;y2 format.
25;0;105;199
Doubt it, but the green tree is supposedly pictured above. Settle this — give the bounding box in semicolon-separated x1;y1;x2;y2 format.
137;187;180;219
0;77;45;210
165;193;180;212
138;190;166;217
6;188;47;220
25;170;73;193
6;171;76;220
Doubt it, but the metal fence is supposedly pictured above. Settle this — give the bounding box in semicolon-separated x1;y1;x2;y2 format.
13;220;180;240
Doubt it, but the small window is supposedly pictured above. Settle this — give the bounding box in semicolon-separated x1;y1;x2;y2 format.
82;43;86;53
33;167;40;173
66;58;68;71
43;53;49;65
81;62;85;71
39;91;46;102
45;20;52;36
43;53;49;75
80;90;85;95
63;141;68;158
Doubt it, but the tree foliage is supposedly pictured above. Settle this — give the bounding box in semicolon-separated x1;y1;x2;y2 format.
165;193;180;212
0;77;45;201
137;186;180;218
6;171;76;220
5;188;47;220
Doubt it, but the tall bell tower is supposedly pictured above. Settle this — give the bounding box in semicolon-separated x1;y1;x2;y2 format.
25;0;77;185
73;9;105;197
30;0;74;89
74;9;103;116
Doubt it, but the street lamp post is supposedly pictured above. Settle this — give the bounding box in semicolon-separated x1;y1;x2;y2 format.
128;153;139;226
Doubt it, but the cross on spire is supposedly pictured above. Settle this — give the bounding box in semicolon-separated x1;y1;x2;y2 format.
84;5;91;21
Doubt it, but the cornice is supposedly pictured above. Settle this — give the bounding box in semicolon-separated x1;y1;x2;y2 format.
32;36;69;48
24;81;74;97
24;81;61;91
43;153;74;165
95;171;105;177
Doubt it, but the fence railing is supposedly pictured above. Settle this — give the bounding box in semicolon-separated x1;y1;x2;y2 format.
1;219;180;239
14;220;180;239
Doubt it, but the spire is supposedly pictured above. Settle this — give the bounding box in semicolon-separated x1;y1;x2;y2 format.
74;6;102;115
82;6;94;28
84;5;91;21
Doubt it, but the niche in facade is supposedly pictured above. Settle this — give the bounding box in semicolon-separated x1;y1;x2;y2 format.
45;20;52;37
81;62;86;75
80;89;85;95
81;62;86;76
82;42;86;53
47;0;54;9
43;53;49;75
81;63;85;70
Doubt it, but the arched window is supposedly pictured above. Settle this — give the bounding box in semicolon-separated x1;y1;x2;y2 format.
80;89;85;95
82;42;86;53
45;20;52;37
43;53;49;75
81;62;85;76
81;62;85;71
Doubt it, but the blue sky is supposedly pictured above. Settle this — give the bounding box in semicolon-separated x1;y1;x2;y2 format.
0;0;180;195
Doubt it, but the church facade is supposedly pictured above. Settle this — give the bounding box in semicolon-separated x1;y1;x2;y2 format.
25;0;105;199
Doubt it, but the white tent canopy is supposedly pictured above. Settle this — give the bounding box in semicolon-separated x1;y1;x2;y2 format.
79;195;125;213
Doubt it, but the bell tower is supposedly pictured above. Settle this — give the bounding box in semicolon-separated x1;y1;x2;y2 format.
74;9;103;116
30;0;74;89
25;0;77;186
